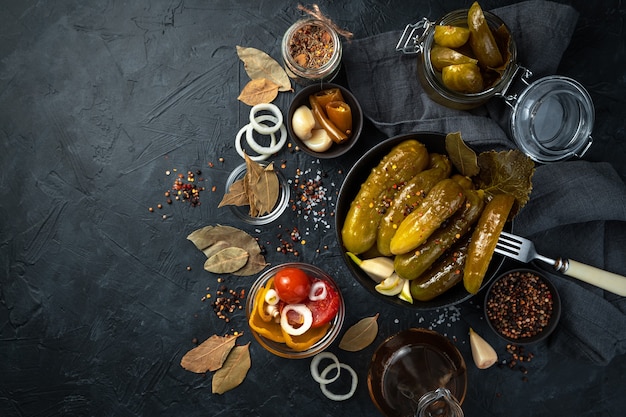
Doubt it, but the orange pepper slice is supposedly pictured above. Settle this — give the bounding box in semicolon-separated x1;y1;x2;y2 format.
325;101;352;136
249;277;286;343
282;322;331;351
313;88;345;108
248;306;285;344
256;277;275;322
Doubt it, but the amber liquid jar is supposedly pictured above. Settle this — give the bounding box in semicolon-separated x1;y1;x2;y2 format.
282;18;342;85
416;9;518;110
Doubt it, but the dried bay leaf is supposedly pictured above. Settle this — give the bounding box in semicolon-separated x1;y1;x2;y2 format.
202;240;230;258
248;162;279;217
187;225;267;276
238;78;280;106
339;313;379;352
212;343;251;394
180;333;240;373
218;178;248;208
204;247;250;274
236;45;292;92
218;155;280;218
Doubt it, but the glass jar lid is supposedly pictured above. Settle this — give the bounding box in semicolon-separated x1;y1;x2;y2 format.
509;75;594;163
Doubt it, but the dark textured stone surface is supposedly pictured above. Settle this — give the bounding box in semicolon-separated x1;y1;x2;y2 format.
1;1;625;416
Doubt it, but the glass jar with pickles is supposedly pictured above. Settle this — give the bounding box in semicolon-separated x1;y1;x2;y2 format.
397;1;594;163
398;3;517;110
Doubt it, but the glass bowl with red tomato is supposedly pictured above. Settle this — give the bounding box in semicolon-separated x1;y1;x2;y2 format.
246;262;345;358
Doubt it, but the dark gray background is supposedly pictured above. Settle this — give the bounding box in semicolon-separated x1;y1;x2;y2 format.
1;1;625;416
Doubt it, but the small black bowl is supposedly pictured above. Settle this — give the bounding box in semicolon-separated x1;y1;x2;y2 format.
484;268;561;344
286;83;363;158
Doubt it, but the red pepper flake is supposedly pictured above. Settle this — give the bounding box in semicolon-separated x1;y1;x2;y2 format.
164;168;205;207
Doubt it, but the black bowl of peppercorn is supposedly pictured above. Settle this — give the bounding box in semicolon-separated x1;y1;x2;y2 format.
484;268;561;344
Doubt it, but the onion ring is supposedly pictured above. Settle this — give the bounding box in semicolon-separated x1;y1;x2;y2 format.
280;304;313;336
246;114;287;156
249;103;283;134
319;362;358;401
308;281;328;301
235;123;276;161
310;352;341;385
264;288;280;305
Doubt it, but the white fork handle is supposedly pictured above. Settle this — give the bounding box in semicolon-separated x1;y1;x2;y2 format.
563;259;626;297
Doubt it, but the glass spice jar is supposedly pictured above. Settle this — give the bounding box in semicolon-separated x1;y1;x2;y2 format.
282;18;342;85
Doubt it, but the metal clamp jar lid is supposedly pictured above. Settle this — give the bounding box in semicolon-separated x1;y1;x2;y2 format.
282;18;342;86
499;67;594;163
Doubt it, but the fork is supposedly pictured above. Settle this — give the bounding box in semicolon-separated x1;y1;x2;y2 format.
495;231;626;297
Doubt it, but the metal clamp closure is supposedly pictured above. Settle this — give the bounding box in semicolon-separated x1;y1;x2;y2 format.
396;18;432;54
497;65;533;109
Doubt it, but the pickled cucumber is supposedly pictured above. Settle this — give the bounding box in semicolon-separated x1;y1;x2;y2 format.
395;189;485;280
376;167;448;256
463;193;515;294
389;178;466;255
341;140;429;254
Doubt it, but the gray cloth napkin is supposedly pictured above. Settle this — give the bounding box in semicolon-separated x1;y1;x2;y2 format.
343;0;626;365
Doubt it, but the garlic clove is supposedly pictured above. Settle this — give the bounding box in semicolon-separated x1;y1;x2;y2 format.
302;128;333;152
375;273;404;296
397;278;413;304
469;327;498;369
346;252;395;283
292;105;316;141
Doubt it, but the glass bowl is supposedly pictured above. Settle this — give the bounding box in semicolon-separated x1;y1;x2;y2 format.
484;268;561;344
224;162;290;225
246;262;345;359
287;82;363;159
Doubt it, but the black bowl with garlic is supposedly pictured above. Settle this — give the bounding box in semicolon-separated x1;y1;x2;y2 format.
287;83;363;159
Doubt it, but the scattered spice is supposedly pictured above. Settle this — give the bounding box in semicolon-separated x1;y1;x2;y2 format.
209;284;246;322
155;168;206;209
289;164;338;231
486;270;554;340
498;344;535;380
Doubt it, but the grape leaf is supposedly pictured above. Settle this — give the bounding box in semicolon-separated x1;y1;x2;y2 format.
237;78;279;106
236;45;292;92
476;149;535;215
180;334;240;373
212;343;251;394
338;313;379;352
